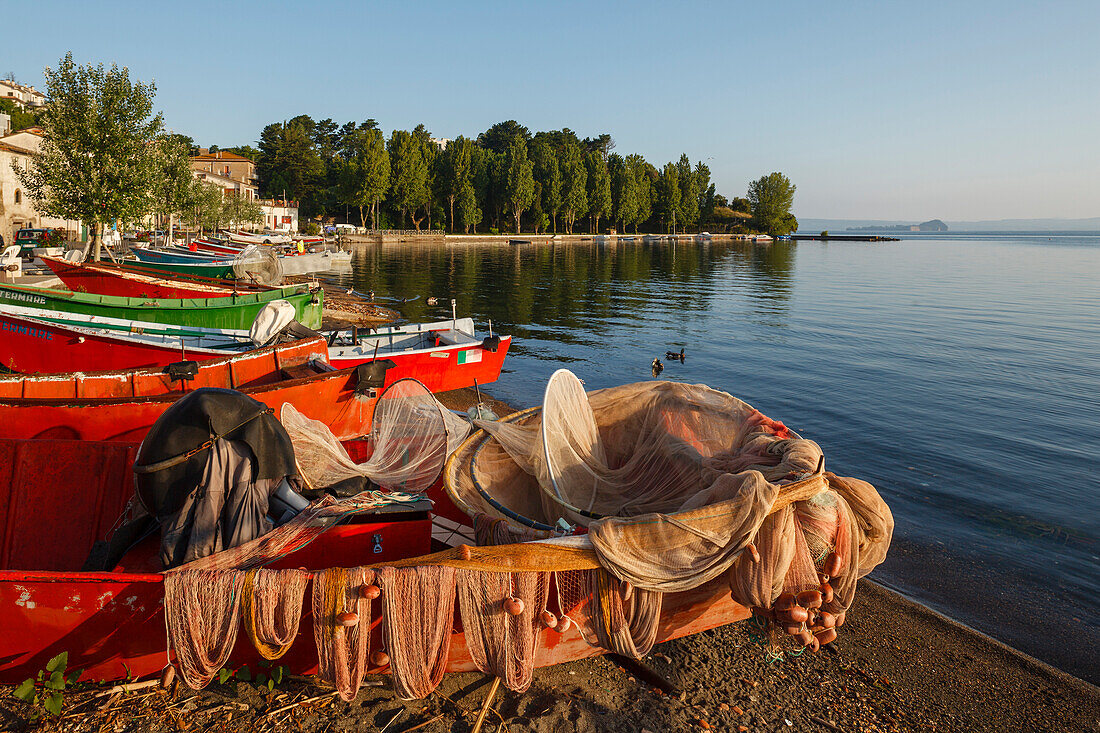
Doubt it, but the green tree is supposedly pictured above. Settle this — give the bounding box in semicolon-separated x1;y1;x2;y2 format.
14;53;164;260
477;120;531;154
150;133;196;241
439;136;473;232
695;162;716;224
0;98;39;131
656;163;681;233
456;180;481;234
256;118;324;216
503;137;535;234
631;157;654;233
530;138;561;233
560;142;587;234
184;178;225;234
388;129;432;230
675;154;699;232
747;172;797;235
221;191;264;231
585;151;611;233
338;126;389;228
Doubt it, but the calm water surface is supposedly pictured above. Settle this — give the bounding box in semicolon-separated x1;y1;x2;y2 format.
324;233;1100;682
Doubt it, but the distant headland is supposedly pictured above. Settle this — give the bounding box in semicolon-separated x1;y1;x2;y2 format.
847;219;948;232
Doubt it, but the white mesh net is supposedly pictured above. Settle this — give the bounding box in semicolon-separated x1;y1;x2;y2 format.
282;378;471;493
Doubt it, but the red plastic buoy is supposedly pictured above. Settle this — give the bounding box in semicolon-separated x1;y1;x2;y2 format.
620;580;634;602
504;597;525;616
824;552;843;577
775;592;796;611
359;584;381;600
335;612;359;627
820;582;834;604
458;544;472;561
796;590;823;609
540;610;558;629
815;628;838;645
555;616;572;633
371;650;390;667
745;543;761;563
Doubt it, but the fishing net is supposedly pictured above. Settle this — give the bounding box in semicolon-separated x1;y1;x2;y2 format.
378;565;457;699
313;567;375;701
283;378;470;494
164;569;245;689
456;569;550;693
242;568;311;660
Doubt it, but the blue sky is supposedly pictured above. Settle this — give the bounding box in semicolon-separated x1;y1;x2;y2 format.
7;1;1099;221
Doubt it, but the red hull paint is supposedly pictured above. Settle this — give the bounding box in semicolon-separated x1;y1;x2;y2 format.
0;437;750;685
41;257;262;300
0;311;225;373
0;337;376;442
330;337;511;394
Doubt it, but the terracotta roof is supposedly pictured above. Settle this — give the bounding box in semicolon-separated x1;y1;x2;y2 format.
191;151;254;163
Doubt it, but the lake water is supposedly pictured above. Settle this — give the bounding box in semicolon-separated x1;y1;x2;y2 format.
324;233;1099;683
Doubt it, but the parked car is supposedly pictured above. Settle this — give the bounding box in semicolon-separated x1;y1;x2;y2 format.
13;228;61;257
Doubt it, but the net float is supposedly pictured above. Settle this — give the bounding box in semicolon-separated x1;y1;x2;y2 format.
458;544;472;561
795;629;814;646
159;664;176;690
358;584;381;600
335;611;359;627
796;590;823;609
370;650;390;667
775;592;796;611
820;582;834;604
539;610;558;629
824;552;843;577
818;611;836;629
783;624;802;636
504;597;525;616
809;636;821;652
836;611;846;627
620;580;634;602
555;616;573;633
745;543;761;563
779;605;809;624
815;628;838;645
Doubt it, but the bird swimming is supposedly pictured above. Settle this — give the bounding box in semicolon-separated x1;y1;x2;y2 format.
665;348;686;363
651;357;664;376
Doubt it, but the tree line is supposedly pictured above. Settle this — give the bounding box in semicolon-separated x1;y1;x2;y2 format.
223;117;797;236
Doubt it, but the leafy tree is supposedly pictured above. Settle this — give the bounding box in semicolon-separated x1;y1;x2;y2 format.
338;126;389;228
747;172;797;235
584;151;611;233
438;136;473;231
631;157;655;233
559;142;587;234
14;54;164;260
529;138;561;233
503;137;535;233
388;129;431;230
184;178;225;234
150;133;196;240
256;119;324;216
477;120;531;154
675;154;699;231
582;133;615;158
0;98;40;131
456;180;481;233
656;163;681;233
695;162;716;223
729;196;751;214
221;190;264;230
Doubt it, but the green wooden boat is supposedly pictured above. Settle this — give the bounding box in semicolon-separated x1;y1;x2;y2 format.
0;282;323;330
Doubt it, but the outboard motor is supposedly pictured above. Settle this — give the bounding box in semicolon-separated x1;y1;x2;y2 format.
132;388;309;569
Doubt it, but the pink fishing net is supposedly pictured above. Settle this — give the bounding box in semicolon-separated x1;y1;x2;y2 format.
378;565;457;700
241;568;311;660
164;569;245;689
313;567;375;702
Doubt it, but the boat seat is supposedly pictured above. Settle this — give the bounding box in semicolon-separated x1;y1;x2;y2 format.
280;363;324;381
430;329;472;346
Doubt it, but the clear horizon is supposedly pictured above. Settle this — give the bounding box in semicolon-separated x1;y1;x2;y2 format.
6;0;1098;222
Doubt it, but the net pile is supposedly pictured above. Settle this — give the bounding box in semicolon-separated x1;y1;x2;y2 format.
164;569;245;689
453;370;892;655
378;566;457;699
283;378;470;494
242;569;311;660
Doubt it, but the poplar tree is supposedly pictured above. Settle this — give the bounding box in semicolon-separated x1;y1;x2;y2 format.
439;136;473;232
560;142;587;234
675;154;699;232
338;126;389;228
585;151;611;234
657;163;681;233
504;137;535;234
14;53;164;260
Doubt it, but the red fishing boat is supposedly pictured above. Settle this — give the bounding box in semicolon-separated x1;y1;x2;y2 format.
40;256;289;300
0;306;511;394
0;336;378;442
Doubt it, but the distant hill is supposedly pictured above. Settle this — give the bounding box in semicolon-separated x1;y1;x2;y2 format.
797;217;1100;233
847;219;947;232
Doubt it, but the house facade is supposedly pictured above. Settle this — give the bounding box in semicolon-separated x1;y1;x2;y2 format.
190;150;258;189
259;199;298;232
0;130;82;245
0;80;46;110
